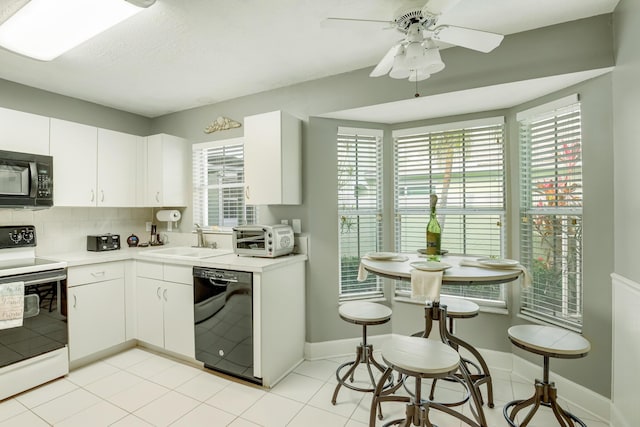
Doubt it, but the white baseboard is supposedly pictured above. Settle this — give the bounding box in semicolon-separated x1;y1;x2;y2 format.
304;334;611;424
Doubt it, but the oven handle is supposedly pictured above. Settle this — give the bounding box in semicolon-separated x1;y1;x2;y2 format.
22;274;67;286
209;278;234;286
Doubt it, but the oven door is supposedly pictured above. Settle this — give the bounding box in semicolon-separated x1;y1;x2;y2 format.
0;269;67;369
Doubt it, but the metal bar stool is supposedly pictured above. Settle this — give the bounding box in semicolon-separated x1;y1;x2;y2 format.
332;301;393;406
433;295;494;408
370;334;483;427
503;325;591;427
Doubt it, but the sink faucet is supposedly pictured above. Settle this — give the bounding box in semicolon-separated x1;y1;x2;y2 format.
194;223;206;248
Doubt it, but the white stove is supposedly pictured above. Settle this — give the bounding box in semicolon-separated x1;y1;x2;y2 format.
0;225;69;400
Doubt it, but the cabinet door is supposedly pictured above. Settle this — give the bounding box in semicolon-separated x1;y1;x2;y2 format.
136;277;165;348
146;135;163;206
145;134;187;207
67;278;125;362
97;129;140;206
244;111;301;205
162;281;195;358
50;119;98;206
0;107;50;155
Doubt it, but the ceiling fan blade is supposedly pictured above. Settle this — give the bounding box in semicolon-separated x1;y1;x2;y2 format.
432;25;504;53
422;0;462;16
370;44;401;77
321;17;395;30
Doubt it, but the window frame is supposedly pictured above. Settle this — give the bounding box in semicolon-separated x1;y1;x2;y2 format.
517;94;584;331
337;126;384;301
192;138;257;229
392;117;507;307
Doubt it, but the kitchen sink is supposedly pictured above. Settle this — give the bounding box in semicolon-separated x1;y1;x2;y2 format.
142;246;233;259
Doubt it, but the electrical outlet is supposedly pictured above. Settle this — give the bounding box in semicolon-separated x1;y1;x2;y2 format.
145;221;152;232
281;219;289;225
292;219;301;233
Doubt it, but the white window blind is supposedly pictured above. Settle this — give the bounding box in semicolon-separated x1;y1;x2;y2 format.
337;127;383;300
193;139;257;228
393;118;506;303
519;97;583;331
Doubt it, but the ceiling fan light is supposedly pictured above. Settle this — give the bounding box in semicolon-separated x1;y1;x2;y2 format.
389;66;410;79
408;69;431;82
423;48;445;74
404;42;425;69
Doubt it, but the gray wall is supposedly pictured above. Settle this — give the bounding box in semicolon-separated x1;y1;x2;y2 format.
613;1;640;281
0;79;150;135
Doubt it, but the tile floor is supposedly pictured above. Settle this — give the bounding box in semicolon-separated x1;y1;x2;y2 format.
0;347;609;426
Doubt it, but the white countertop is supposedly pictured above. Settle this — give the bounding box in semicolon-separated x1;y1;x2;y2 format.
42;246;307;273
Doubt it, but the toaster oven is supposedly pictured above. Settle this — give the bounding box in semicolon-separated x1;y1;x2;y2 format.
232;224;294;258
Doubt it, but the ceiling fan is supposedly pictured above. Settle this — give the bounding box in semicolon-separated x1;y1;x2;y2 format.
324;0;504;82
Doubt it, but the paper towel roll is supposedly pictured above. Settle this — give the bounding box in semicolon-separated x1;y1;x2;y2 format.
156;210;181;222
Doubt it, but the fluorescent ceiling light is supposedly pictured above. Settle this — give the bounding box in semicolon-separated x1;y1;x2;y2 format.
0;0;154;61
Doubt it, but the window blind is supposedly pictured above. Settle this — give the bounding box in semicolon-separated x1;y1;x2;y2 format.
337;127;383;300
393;118;506;303
519;99;583;330
193;139;257;228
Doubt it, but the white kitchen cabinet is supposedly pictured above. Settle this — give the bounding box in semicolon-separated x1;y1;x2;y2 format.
144;134;187;207
51;119;142;207
97;128;141;206
50;118;98;206
67;262;126;363
244;110;301;205
136;261;194;358
0;107;50;155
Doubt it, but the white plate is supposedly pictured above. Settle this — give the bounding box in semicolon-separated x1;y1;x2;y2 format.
366;252;398;260
477;258;519;268
410;261;452;271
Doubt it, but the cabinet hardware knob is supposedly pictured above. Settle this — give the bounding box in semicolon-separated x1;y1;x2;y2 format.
156;287;161;299
91;271;105;277
90;190;95;202
73;295;77;308
163;288;168;301
101;190;105;202
155;192;160;203
245;186;250;199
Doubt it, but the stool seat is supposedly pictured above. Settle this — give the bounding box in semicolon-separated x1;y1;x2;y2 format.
504;325;591;427
439;296;479;318
382;336;459;375
338;301;392;324
508;325;590;357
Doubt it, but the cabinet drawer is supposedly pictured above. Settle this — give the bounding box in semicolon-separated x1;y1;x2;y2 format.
164;264;192;285
136;260;163;280
68;262;125;286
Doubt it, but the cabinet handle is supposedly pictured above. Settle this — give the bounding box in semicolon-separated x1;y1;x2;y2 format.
90;190;95;202
156;287;161;299
245;186;250;199
73;295;77;308
155;192;160;203
163;288;168;302
101;190;105;202
91;271;105;277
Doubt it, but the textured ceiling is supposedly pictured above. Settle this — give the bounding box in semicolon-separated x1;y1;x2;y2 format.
0;0;620;118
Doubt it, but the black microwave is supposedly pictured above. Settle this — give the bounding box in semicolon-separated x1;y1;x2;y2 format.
0;150;53;209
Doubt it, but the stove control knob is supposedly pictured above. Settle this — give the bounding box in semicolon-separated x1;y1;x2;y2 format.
9;230;22;243
22;230;34;243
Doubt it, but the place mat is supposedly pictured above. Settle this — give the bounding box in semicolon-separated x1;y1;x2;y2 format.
459;258;532;288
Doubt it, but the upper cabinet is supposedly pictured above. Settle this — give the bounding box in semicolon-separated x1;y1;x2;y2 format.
50;119;142;207
244;110;301;205
50;119;98;206
0;107;50;155
144;134;187;207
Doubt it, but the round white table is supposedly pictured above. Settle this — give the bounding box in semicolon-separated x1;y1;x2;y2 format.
360;253;522;285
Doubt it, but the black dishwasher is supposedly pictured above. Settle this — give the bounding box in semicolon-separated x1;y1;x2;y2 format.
192;267;258;384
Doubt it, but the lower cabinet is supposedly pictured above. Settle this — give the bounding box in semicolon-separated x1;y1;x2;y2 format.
67;263;126;363
136;262;195;359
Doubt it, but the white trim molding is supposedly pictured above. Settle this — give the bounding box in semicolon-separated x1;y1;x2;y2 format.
611;273;640;427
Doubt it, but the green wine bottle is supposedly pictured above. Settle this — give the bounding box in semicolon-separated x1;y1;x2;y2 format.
426;194;441;256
